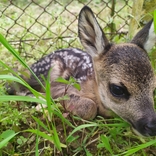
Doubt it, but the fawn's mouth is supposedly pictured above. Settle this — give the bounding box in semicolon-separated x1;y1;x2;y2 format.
127;118;156;137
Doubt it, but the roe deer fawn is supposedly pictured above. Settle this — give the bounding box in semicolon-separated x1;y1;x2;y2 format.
7;6;156;136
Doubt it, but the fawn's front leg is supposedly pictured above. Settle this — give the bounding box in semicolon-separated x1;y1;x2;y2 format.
51;82;97;120
64;94;97;120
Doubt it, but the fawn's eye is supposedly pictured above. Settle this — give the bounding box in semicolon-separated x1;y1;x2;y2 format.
109;83;130;99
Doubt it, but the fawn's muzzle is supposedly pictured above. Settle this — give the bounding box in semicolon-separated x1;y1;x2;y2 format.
134;117;156;136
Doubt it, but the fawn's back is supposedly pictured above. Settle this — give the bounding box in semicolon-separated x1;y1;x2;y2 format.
8;6;156;136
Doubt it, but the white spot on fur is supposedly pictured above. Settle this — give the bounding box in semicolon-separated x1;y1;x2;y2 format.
82;63;87;70
45;57;50;63
83;56;90;63
34;68;37;72
50;54;53;58
71;48;83;54
45;65;50;70
42;60;46;64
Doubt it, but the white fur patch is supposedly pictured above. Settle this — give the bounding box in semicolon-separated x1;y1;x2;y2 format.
56;48;94;81
31;48;94;82
144;22;156;52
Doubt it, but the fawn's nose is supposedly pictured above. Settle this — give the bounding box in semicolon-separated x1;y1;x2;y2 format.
135;118;156;136
144;121;156;136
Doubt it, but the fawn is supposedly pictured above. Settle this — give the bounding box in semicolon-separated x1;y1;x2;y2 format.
7;6;156;136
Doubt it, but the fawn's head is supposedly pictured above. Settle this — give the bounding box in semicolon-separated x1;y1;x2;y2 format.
78;6;156;136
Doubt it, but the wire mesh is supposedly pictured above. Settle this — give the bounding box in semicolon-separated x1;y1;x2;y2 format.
0;0;132;61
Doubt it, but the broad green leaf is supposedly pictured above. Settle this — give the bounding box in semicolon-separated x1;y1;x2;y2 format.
73;83;81;91
98;135;113;154
0;130;18;148
55;77;69;84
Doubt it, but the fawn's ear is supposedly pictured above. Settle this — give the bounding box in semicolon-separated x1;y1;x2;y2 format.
78;6;110;57
131;20;156;52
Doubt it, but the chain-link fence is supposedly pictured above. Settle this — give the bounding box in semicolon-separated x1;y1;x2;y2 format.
0;0;132;63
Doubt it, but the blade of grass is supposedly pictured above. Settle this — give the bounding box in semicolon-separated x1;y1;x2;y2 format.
45;71;63;151
66;123;99;142
0;74;26;85
120;139;156;156
32;116;49;132
0;95;46;105
0;33;45;91
0;74;44;98
25;129;67;148
52;124;62;151
35;124;39;156
45;70;53;119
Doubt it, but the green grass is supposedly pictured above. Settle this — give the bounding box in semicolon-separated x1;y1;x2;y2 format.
0;0;156;156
